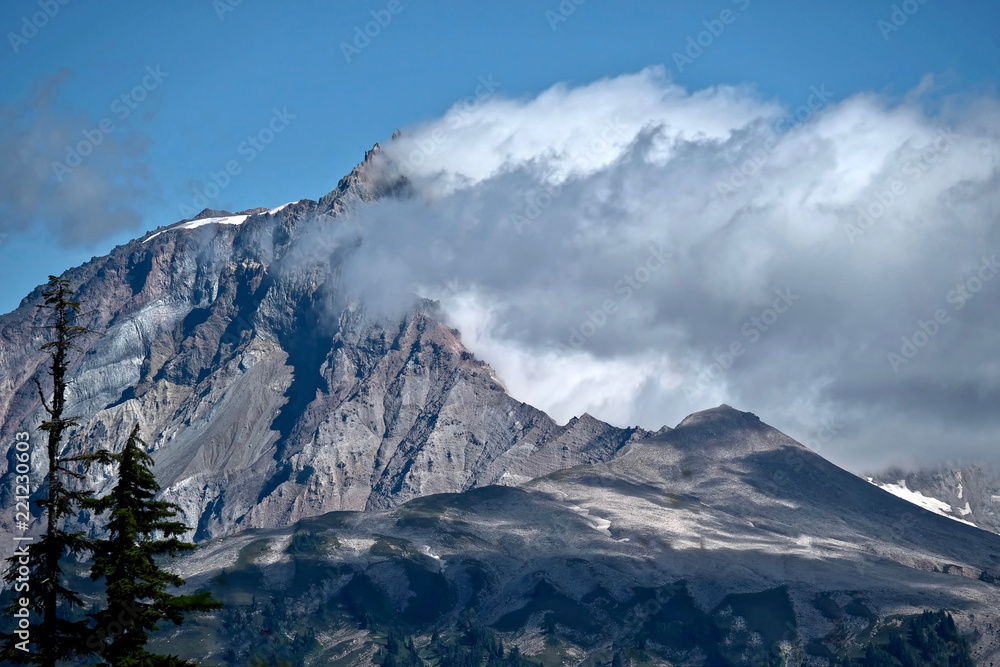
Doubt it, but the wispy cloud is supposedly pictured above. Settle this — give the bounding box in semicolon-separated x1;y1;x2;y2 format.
0;70;160;246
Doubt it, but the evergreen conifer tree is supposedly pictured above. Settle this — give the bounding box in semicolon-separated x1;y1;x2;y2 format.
82;424;221;666
1;276;98;666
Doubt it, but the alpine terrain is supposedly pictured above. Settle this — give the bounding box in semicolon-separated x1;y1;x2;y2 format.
1;145;999;666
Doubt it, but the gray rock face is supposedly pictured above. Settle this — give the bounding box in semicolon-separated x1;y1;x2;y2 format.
0;148;644;544
316;142;409;215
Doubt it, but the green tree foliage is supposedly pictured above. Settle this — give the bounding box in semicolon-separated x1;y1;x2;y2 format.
82;424;221;666
377;626;423;667
386;620;539;667
248;658;295;667
841;611;973;667
1;276;99;666
218;593;317;666
287;530;326;554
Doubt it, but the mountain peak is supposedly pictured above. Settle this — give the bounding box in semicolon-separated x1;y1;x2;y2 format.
675;403;762;431
187;208;235;222
627;403;789;465
317;142;407;215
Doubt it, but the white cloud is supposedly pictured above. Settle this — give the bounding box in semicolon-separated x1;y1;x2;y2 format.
331;66;1000;471
441;290;683;426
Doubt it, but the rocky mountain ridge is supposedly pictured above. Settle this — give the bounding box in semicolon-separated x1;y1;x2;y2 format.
158;405;1000;665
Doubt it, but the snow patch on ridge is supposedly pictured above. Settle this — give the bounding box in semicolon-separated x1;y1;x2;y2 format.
870;480;977;527
269;202;295;215
145;214;251;243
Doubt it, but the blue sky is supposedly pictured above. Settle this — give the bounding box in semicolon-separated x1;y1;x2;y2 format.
0;0;997;315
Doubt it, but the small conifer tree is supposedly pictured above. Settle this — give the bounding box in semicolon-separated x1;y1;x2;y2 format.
83;424;221;666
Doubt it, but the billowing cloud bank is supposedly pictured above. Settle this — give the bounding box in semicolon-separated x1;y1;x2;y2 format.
337;66;1000;471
